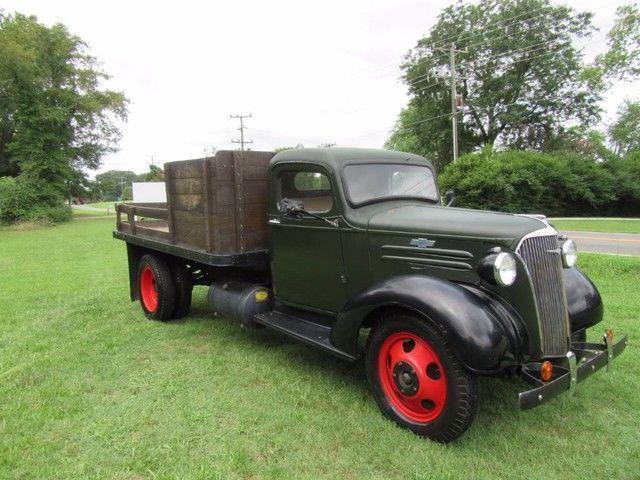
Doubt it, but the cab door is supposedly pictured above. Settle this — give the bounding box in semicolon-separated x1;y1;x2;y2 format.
268;166;347;313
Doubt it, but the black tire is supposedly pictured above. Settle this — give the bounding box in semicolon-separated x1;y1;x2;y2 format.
171;261;193;319
137;254;176;321
366;312;478;443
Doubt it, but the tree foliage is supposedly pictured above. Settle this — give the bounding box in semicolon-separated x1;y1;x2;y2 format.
597;4;640;81
0;176;72;223
0;12;127;210
438;149;627;216
602;152;640;215
89;164;165;202
609;101;640;155
387;0;605;171
91;170;138;201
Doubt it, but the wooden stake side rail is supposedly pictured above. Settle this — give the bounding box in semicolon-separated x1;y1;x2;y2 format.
116;202;171;241
114;150;274;270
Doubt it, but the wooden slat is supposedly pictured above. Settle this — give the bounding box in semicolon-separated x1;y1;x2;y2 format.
167;176;204;193
157;150;274;255
119;222;132;234
233;151;245;252
135;225;172;241
117;204;168;220
165;166;177;241
202;159;214;252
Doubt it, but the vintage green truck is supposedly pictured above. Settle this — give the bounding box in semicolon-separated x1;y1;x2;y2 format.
114;147;627;442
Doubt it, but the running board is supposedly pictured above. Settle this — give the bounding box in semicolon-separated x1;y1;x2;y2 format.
253;311;356;361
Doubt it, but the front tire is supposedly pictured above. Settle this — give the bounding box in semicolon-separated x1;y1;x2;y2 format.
138;254;176;321
366;312;478;443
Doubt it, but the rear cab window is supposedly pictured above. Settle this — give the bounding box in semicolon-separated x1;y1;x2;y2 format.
279;171;333;213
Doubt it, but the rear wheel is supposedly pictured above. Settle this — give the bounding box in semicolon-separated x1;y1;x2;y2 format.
366;312;478;443
138;254;175;320
171;261;193;319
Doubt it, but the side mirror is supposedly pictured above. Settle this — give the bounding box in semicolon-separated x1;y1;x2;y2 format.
278;198;304;216
444;190;456;207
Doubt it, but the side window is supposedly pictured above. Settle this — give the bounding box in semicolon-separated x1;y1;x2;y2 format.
279;170;333;213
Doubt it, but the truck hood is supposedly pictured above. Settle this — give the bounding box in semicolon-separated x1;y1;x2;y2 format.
367;204;547;247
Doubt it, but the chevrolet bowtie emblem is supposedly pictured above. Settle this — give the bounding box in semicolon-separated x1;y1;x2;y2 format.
410;238;436;248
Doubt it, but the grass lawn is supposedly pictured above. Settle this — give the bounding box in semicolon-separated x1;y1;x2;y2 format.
551;218;640;234
72;202;120;217
1;218;638;479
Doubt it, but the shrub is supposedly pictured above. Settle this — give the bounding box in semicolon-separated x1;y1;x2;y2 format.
438;150;620;217
0;176;72;224
602;152;640;215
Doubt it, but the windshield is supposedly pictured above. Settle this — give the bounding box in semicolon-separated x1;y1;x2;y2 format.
343;163;439;205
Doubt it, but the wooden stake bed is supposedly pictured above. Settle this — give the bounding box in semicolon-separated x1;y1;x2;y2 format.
114;150;274;269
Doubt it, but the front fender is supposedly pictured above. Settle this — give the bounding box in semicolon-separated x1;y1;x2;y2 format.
564;267;604;333
331;275;525;373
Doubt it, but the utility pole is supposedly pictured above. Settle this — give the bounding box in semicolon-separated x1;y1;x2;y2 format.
116;175;127;201
450;43;459;163
230;113;253;152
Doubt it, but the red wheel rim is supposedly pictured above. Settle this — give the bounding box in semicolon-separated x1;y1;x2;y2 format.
377;331;447;423
140;266;158;313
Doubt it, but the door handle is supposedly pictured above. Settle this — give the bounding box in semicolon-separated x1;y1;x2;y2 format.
268;218;281;224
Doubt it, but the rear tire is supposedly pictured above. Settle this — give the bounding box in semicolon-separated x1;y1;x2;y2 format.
138;254;176;321
366;312;478;443
171;261;193;319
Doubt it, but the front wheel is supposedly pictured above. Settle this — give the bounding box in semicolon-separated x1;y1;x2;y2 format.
366;313;478;443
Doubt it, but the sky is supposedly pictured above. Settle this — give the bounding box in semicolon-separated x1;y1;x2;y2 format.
4;0;638;174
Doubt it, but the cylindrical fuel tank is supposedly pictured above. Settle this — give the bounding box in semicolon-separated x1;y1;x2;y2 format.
208;282;272;328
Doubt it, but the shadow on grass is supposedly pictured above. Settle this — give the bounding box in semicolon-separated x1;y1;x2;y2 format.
162;292;530;435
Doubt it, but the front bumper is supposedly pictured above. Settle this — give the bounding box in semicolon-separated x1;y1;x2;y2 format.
518;331;628;410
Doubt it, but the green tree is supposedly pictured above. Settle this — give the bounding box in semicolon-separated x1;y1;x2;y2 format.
597;4;640;81
438;149;617;216
603;151;640;215
609;101;640;155
0;13;127;198
93;170;137;201
143;164;164;182
549;126;614;162
386;0;603;171
121;184;133;201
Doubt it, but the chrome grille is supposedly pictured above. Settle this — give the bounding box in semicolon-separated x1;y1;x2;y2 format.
517;234;570;357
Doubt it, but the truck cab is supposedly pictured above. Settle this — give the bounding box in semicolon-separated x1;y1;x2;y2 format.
115;147;627;442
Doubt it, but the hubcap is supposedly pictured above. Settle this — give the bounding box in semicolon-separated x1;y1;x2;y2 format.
377;332;447;423
140;266;159;313
393;362;419;396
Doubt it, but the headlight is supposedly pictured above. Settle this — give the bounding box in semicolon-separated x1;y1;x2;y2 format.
479;251;517;287
493;252;517;286
561;239;578;268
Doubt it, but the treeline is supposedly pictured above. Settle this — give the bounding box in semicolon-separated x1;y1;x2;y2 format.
387;0;640;217
0;13;126;224
439;149;640;217
88;165;164;203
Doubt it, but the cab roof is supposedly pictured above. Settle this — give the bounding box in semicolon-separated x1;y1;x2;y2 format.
270;147;433;171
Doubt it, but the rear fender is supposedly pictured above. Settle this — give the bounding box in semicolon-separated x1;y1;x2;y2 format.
332;275;525;373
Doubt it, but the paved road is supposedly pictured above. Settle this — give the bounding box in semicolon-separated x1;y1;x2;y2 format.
562;231;640;256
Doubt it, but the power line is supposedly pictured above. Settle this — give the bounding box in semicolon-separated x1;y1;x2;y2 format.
352;0;620;90
427;0;619;51
449;44;460;162
313;3;621;123
230;113;253;152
